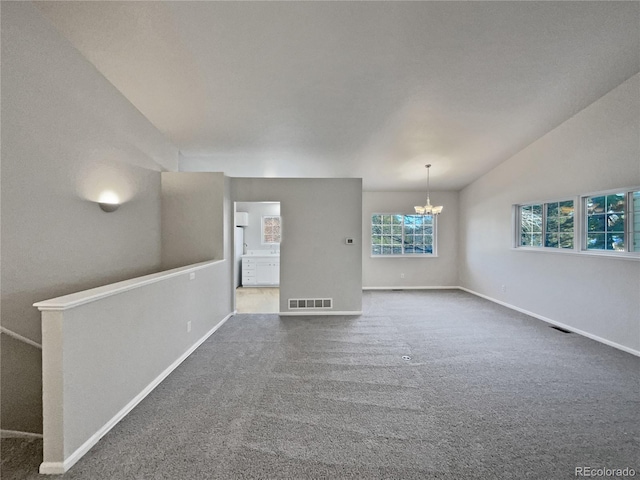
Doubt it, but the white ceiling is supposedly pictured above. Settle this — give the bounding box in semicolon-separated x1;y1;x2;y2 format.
36;1;639;191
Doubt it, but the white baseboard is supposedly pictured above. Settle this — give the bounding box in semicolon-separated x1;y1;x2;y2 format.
1;429;43;439
279;311;363;316
363;286;458;291
458;287;640;358
40;311;234;475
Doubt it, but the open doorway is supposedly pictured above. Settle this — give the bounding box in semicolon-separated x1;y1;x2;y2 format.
234;201;280;313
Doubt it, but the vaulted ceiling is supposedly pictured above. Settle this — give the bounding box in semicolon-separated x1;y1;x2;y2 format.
36;1;639;190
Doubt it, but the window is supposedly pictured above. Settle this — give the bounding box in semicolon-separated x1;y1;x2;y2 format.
583;189;640;253
515;187;640;257
262;216;281;244
518;200;574;249
633;191;640;252
584;193;625;251
371;214;435;256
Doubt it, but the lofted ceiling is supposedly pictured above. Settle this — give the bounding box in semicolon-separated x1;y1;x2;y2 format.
35;1;639;191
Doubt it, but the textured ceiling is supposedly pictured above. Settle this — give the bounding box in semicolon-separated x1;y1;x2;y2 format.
36;1;639;190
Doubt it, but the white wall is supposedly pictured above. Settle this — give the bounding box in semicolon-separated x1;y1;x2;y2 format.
37;261;231;473
362;191;459;288
161;172;226;270
459;74;640;354
0;2;178;433
235;202;281;253
230;178;362;313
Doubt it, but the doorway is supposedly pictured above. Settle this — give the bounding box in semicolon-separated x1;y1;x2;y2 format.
234;201;280;313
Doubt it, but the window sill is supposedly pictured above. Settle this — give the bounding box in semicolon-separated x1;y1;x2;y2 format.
512;247;640;261
370;254;438;258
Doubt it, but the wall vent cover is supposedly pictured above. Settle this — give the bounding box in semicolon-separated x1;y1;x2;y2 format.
288;298;333;310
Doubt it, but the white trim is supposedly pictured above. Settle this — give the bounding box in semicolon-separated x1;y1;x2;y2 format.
34;260;223;311
0;326;42;349
512;247;640;261
1;429;43;439
363;286;457;291
39;312;233;475
279;311;363;316
458;287;640;358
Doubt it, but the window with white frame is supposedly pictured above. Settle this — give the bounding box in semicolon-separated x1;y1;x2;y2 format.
371;214;435;256
262;215;281;244
515;187;640;256
518;200;575;249
582;189;640;253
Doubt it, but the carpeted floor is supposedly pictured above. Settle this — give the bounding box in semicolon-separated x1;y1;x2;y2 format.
3;290;639;479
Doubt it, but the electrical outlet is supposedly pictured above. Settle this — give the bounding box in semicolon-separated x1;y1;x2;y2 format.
187;321;192;333
501;285;507;293
189;272;195;280
401;273;405;279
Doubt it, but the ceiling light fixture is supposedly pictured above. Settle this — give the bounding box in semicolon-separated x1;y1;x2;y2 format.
414;164;443;215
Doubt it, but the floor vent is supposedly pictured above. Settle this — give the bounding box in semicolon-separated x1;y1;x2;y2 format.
550;326;572;334
288;298;332;310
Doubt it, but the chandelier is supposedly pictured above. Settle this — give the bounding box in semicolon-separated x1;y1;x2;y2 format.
414;164;443;215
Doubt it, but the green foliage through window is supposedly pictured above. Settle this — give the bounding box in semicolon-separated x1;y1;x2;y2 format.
519;200;574;249
371;214;434;255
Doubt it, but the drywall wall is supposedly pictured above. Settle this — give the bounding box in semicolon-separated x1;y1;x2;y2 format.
459;73;640;353
0;2;178;433
230;178;362;313
362;191;459;288
235;202;281;253
161;172;226;270
36;261;231;473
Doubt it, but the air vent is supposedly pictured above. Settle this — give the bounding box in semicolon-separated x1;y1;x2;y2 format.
288;298;332;310
550;325;572;334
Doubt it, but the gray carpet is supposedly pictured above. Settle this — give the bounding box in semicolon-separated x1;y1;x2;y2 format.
3;290;639;479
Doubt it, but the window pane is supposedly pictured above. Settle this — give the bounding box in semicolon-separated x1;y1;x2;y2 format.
559;233;574;249
531;234;542;247
521;233;531;246
587;233;605;250
634;191;640;252
405;234;414;244
424;226;433;235
382;215;392;224
607;214;624;232
424;235;433;246
545;233;558;248
558;217;573;233
546;202;559;217
404;246;415;254
392;246;402;254
392;215;403;225
392;225;403;235
546;216;558;232
588;215;605;232
587;196;605;214
372;245;382;255
382;246;392;255
382;236;392;245
372;225;382;235
382;225;392;235
392;235;403;245
606;194;625;213
559;200;574;215
607;233;625;251
372;214;381;224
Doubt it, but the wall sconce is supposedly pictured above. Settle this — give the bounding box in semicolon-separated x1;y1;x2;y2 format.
98;191;120;212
